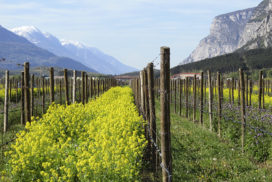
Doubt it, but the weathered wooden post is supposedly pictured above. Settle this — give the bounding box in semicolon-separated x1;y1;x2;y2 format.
3;70;9;133
262;75;265;109
147;63;157;175
73;70;76;103
200;72;204;125
239;69;246;153
193;74;197;122
217;72;222;137
179;79;183;116
81;72;85;104
259;71;263;109
160;47;172;182
30;74;34;116
21;72;25;125
42;77;45;114
50;67;54;104
208;70;213;131
64;69;69;105
85;74;88;103
59;79;62;105
24;62;31;123
185;77;189;119
245;74;248;106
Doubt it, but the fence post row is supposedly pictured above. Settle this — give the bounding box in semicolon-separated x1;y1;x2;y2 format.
4;70;9;133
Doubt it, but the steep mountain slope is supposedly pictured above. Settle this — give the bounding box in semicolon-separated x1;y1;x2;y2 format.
0;25;97;72
182;8;255;64
238;0;272;49
11;26;137;75
183;0;272;65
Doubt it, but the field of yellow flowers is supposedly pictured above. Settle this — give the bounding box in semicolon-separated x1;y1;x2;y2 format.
2;87;147;181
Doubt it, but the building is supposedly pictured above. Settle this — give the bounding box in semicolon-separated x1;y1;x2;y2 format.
171;73;201;80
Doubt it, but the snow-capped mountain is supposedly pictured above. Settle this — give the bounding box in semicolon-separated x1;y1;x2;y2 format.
11;26;137;74
0;25;96;72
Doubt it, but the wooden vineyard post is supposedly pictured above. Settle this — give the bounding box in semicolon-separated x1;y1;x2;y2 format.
185;77;189;119
59;79;62;105
30;74;34;117
148;63;157;174
85;74;88;103
98;79;100;97
64;69;69;105
174;80;177;113
259;71;263;109
24;62;31;123
50;67;54;104
238;79;241;106
217;72;221;137
245;74;248;106
73;70;76;103
81;72;85;104
21;72;25;125
42;77;45;114
239;69;246;153
160;47;172;182
232;78;234;104
90;77;93;99
3;70;9;133
262;75;265;109
208;70;213;131
249;80;252;106
200;72;204;125
179;79;182;116
193;74;197;122
140;71;144;114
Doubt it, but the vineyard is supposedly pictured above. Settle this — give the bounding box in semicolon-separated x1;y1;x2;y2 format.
1;47;272;181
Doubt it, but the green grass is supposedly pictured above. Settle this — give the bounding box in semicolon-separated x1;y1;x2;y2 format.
155;99;272;181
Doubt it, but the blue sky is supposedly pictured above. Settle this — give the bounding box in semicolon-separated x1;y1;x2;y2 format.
0;0;262;69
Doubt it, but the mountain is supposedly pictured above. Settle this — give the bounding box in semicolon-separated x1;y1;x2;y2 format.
238;0;272;49
182;8;255;64
0;25;97;72
11;26;137;75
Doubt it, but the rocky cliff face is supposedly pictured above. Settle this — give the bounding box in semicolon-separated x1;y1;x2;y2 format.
183;8;255;64
238;0;272;49
182;0;272;64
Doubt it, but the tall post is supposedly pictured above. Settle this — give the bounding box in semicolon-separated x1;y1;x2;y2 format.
50;67;54;104
208;70;213;131
42;77;45;114
73;70;76;103
3;70;9;133
200;72;204;125
85;74;88;103
179;79;183;116
245;74;248;106
24;62;30;123
59;79;62;105
239;69;246;153
147;63;157;175
64;69;69;105
160;47;171;182
21;72;25;125
81;72;85;104
185;77;189;119
262;75;265;109
217;72;221;137
259;71;263;109
30;74;34;116
193;74;197;122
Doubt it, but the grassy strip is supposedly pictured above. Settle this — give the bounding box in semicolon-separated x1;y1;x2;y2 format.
155;99;272;181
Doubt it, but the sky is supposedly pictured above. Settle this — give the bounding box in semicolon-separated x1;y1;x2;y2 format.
0;0;262;70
